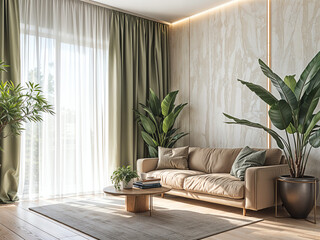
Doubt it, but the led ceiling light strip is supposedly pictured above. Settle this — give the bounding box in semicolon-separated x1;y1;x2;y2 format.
172;0;240;25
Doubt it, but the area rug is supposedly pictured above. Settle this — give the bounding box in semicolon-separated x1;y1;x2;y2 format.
30;197;262;240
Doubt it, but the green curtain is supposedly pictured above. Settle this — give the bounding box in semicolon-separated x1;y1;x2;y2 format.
0;0;20;203
108;11;169;173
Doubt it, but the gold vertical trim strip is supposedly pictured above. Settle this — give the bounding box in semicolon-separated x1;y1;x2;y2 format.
189;18;191;147
267;0;271;149
314;180;317;224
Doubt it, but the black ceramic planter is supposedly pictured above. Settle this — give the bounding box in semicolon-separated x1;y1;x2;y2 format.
278;175;319;219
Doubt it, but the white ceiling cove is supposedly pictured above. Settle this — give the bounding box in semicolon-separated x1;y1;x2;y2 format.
94;0;232;23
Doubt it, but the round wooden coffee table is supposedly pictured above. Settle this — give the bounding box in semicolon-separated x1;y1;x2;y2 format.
103;186;170;216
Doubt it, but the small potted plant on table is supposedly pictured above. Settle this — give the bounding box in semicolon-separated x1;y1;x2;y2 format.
111;166;139;190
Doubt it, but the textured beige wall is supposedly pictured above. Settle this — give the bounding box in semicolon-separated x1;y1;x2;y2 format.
270;0;320;204
169;21;190;146
170;0;267;148
169;0;320;204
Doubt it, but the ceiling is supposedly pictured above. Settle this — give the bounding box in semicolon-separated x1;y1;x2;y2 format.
94;0;232;23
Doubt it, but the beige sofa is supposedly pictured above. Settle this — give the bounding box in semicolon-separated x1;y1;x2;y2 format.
137;147;289;215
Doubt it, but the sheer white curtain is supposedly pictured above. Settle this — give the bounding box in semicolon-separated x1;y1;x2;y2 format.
18;0;110;199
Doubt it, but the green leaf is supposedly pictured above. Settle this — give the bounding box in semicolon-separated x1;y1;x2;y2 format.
166;128;179;138
284;75;296;92
309;129;320;148
161;90;178;117
173;103;187;118
259;59;298;110
295;51;320;99
139;103;157;125
162;103;188;134
149;89;161;116
305;70;320;96
171;132;189;141
223;113;284;149
162;112;175;133
298;86;320;133
0;61;9;72
168;132;189;148
139;114;156;134
304;111;320;143
148;146;158;157
268;100;292;130
286;122;296;134
141;131;157;147
238;79;278;106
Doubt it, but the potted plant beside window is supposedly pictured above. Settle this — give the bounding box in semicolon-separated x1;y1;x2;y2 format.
134;88;188;157
111;166;139;190
224;51;320;219
0;61;54;144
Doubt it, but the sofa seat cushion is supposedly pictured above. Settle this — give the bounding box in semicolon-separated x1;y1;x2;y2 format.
147;169;204;189
183;173;245;199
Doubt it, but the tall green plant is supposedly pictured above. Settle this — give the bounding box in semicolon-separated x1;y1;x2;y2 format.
0;61;54;139
135;89;188;157
224;51;320;178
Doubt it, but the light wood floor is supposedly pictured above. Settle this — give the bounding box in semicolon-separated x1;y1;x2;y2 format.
0;193;319;240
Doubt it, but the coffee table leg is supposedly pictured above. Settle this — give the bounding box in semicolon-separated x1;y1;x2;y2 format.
150;195;153;216
126;195;149;213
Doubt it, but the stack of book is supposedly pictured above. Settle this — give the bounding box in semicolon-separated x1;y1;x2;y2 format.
133;178;161;189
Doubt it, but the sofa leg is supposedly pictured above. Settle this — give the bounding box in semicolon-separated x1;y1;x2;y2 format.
161;193;164;198
243;208;246;216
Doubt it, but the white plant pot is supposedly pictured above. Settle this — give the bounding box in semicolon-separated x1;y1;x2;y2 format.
121;179;133;189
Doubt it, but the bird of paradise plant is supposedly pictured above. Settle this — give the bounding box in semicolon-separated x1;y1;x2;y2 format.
135;89;188;157
224;51;320;178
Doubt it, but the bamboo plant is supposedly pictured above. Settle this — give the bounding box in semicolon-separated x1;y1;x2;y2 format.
0;61;54;139
135;89;188;157
224;51;320;178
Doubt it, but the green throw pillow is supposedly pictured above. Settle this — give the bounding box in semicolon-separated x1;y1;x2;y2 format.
230;146;266;181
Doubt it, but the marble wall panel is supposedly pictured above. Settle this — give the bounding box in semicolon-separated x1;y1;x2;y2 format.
170;0;267;149
271;0;320;204
206;0;267;148
169;22;190;146
189;13;210;147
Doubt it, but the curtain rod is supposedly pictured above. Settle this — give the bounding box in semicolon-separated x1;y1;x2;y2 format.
80;0;171;25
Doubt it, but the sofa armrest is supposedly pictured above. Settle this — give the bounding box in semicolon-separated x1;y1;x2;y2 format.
245;164;289;210
137;158;158;174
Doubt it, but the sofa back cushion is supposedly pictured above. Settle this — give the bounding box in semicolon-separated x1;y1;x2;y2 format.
261;148;283;165
230;146;266;180
188;147;242;173
157;146;189;170
188;147;283;173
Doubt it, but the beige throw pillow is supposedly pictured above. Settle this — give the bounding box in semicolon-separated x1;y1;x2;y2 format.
156;146;189;170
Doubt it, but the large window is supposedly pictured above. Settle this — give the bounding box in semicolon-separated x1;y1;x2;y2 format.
18;0;110;199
